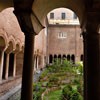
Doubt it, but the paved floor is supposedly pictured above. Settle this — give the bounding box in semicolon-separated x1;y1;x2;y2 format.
0;84;21;100
0;70;43;100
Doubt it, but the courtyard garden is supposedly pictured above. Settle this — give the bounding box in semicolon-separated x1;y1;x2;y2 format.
33;59;83;100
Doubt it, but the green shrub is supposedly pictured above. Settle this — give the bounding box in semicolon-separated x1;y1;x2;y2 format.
77;85;83;96
62;84;83;100
70;91;83;100
39;69;49;80
62;85;73;99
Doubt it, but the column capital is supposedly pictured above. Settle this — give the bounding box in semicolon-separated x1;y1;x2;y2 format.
13;10;36;36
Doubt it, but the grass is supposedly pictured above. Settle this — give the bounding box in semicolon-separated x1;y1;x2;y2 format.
43;90;62;100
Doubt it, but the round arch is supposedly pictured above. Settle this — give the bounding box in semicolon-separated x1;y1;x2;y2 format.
0;32;8;51
49;54;53;64
15;39;21;52
32;0;85;27
80;54;84;61
71;54;75;63
62;54;66;59
54;54;57;62
8;36;16;50
0;36;6;51
67;55;70;61
58;54;61;63
5;36;16;53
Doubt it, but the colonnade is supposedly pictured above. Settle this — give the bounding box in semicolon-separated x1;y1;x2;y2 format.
34;53;45;72
48;54;83;64
0;39;23;83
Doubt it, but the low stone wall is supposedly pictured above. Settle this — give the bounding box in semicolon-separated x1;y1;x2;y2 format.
0;76;22;96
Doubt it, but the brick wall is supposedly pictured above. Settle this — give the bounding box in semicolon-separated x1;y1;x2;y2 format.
47;24;83;61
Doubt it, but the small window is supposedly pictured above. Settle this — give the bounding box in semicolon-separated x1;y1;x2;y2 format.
58;32;67;38
61;13;66;19
50;13;54;19
73;13;77;19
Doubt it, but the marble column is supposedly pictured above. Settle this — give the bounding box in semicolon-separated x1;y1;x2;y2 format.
5;53;10;79
13;53;16;77
0;50;4;83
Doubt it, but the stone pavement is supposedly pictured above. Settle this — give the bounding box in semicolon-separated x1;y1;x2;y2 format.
0;84;21;100
0;70;43;100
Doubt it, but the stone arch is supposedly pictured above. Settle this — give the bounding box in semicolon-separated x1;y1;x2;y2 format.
21;45;24;53
63;54;66;60
0;35;7;51
0;35;7;80
15;40;21;53
32;0;84;33
54;54;57;62
80;54;83;61
0;29;8;47
15;44;20;53
71;54;75;63
67;54;70;61
7;36;16;52
49;54;53;64
58;54;61;63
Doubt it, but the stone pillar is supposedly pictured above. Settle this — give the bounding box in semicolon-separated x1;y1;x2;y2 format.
13;8;43;100
5;53;10;79
48;56;49;64
34;56;36;72
21;33;34;100
36;56;39;70
42;55;44;68
0;51;4;83
85;32;100;100
13;53;16;77
82;31;88;100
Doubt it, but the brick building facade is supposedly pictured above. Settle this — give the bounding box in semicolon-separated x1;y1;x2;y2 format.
47;25;83;63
